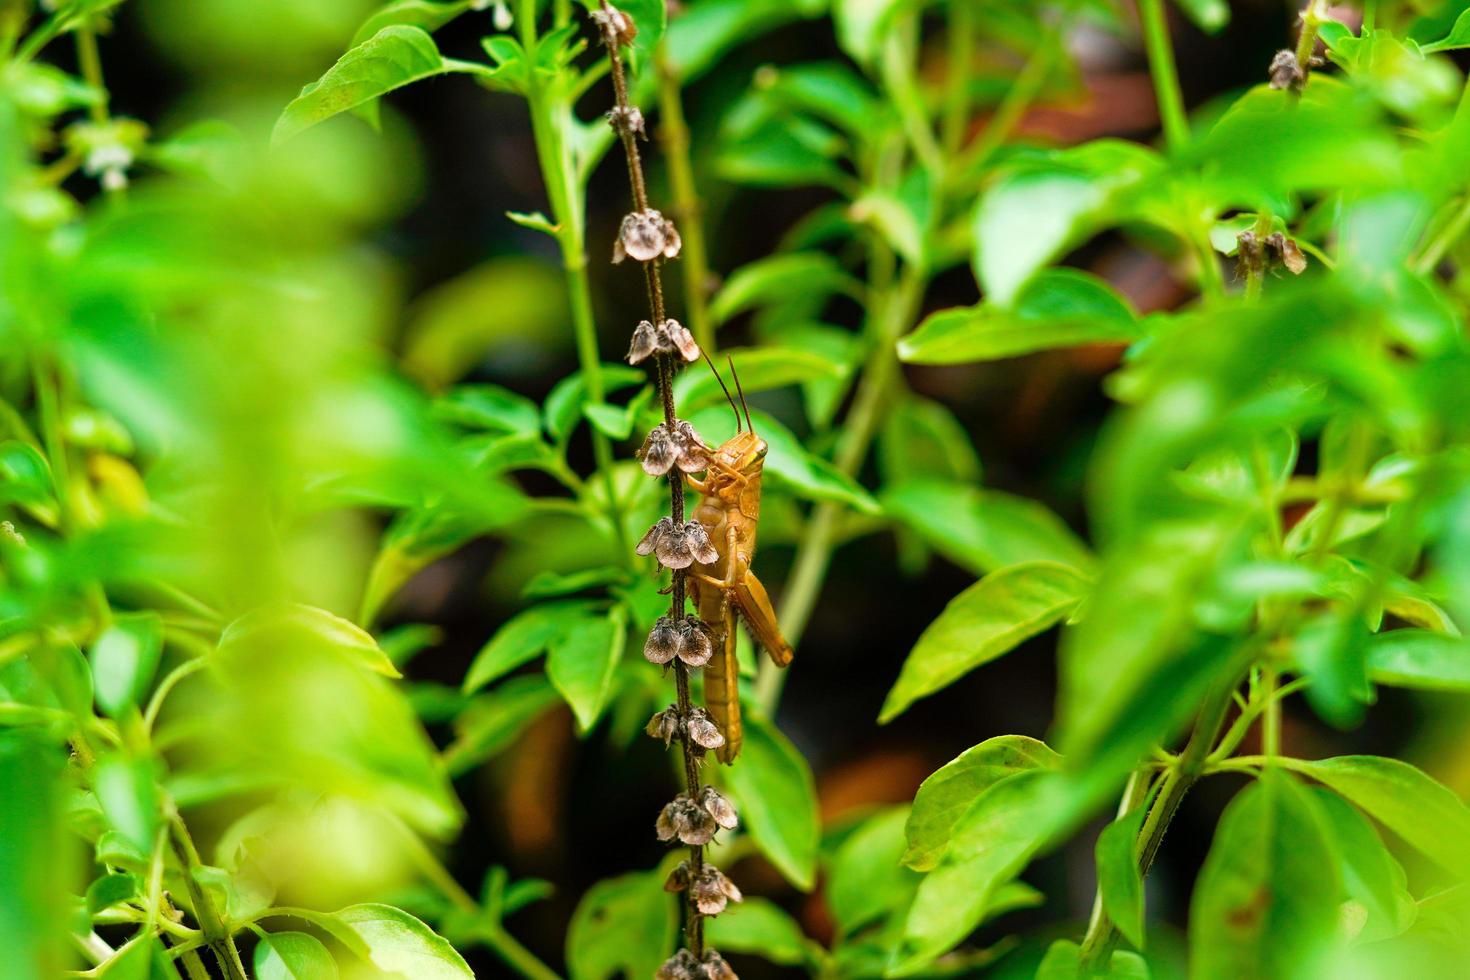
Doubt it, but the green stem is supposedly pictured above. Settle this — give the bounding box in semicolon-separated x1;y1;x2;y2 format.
941;0;975;155
1295;0;1328;71
880;13;943;176
951;29;1058;180
74;22;109;125
1243;210;1273;301
655;48;714;354
754;265;927;712
1414;193;1470;275
1136;0;1188;153
31;353;71;524
168;816;247;980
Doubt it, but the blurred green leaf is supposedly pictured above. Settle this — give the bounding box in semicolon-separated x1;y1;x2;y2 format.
833;0;906;66
93;753;160;857
710;254;861;326
546;606;626;733
1293;610;1373;729
899;269;1138;365
903;735;1060;871
255;930;339;980
724;714;819;891
1278;755;1470;879
878;395;982;486
1310;788;1415;945
544;366;644;441
223;603;401;679
433;385;542;435
85;872;139;916
1037;940;1148;979
566;869;677;980
273;26;492;143
704;897;816;967
1171;0;1228;34
1096;803;1147;951
0;733;73;977
351;0;478;47
1422;8;1470;52
463;601;600;693
881;562;1090;723
0;441;53;509
1189;772;1340;980
827;806;919;936
445;675;562;776
1368;629;1470;691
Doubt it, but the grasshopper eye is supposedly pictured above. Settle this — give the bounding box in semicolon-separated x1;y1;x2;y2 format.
755;441;769;460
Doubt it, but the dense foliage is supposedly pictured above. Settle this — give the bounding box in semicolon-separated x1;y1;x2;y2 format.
6;0;1470;978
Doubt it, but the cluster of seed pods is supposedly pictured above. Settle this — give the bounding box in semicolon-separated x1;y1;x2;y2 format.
592;4;742;977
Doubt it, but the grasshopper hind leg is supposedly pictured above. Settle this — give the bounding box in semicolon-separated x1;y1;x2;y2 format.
702;593;743;764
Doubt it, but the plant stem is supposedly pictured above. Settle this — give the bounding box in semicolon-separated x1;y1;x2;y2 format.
655;47;714;354
167;816;247;980
1415;193;1470;275
1136;0;1188;153
1295;0;1328;73
941;0;975;155
599;5;708;956
1079;768;1151;952
1078;670;1239;971
755;264;927;711
1243;210;1274;301
74;21;109;125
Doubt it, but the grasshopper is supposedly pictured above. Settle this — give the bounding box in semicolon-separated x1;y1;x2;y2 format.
685;359;794;763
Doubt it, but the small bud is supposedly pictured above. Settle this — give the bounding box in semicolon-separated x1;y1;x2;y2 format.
656;949;700;980
1268;49;1305;92
614;209;682;264
646;705;682;745
1265;231;1307;275
638;424;679;476
590;4;637;47
702;950;738;980
656;794;717;845
685;707;726;750
606;105;646;139
490;0;512;31
645;617;681;665
689;864;742;915
699;786;739;830
676;617;715;667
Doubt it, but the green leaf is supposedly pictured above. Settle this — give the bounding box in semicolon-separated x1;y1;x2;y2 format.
95;938;157;980
1293;610;1373;729
444;675;562;776
1278;755;1470;879
86;873;139;916
834;0;906;66
1188;772;1341;980
724;714;820;890
254;931;339;980
881;478;1094;576
1096;804;1147;950
877;395;982;486
330;904;471;979
351;1;477;47
881;562;1089;723
973;170;1106;306
546;606;626;733
0;441;54;508
1171;0;1229;34
704;897;815;967
898;269;1138;365
462;601;599;693
93;753;160;856
89;614;164;718
827;806;920;936
221;604;401;679
273;27;491;144
1422;8;1470;52
892;769;1074;976
675;347;844;411
1310;788;1415;944
708;253;861;326
1368;629;1470;692
543;365;644;441
566;870;677;980
1037;940;1149;979
903;735;1060;871
0;733;70;975
433;384;541;435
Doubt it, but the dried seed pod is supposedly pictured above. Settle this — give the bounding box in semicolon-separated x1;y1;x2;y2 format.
701;950;738;980
684;521;719;565
614;209;682;264
661;319;699;362
605;105;646;139
644;618;681;665
636;517;674;559
675;617;713;667
699;786;739;830
1268;49;1305;92
627;319;660;365
646;705;682;745
590;4;637;47
626;318;700;365
656;794;717;845
689;864;742;915
1266;232;1307;275
1234;230;1264;283
638;424;679;476
656;949;700;980
672;419;710;472
685;707;726;749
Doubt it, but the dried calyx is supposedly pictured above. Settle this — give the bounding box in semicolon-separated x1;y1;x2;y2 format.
628;318;699;365
657;949;737;980
590;4;636;46
656;794;718;845
637;419;709;475
614;208;682;263
636;517;719;569
646;704;726;750
644;616;716;668
606;104;646;138
1236;229;1307;281
666;861;743;915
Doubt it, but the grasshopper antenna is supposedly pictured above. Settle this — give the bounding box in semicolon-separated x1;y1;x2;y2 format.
701;348;742;432
727;355;754;434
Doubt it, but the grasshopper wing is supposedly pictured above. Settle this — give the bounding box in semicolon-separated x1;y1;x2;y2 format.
735;569;794;667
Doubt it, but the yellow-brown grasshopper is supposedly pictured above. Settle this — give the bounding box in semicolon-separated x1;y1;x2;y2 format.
685;360;794;763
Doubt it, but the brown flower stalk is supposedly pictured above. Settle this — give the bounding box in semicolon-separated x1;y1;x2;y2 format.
593;3;739;972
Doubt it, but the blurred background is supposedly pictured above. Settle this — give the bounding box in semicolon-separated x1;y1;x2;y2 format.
24;0;1470;975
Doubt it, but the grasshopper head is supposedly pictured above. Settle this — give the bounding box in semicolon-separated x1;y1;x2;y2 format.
714;430;767;475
